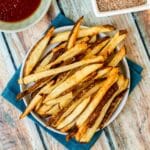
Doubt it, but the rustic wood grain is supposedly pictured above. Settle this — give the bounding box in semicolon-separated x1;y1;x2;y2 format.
133;10;150;56
59;0;150;150
1;0;150;149
0;34;45;150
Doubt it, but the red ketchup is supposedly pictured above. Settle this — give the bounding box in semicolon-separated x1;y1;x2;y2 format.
0;0;41;22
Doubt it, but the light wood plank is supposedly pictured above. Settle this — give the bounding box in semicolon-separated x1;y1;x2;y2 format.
133;10;150;55
1;1;66;150
59;0;150;149
0;34;45;150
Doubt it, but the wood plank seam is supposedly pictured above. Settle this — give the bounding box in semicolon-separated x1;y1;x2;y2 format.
1;33;48;150
132;13;150;60
56;0;65;15
1;33;17;70
103;128;115;150
35;124;48;150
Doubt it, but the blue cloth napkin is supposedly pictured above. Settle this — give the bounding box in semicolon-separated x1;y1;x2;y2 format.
1;13;143;150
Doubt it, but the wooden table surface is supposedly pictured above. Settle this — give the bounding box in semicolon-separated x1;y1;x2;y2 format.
0;0;150;150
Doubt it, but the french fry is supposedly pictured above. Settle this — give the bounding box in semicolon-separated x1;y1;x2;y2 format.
108;46;126;67
34;98;43;112
75;82;119;141
50;25;115;44
89;35;97;43
99;30;127;59
37;104;52;115
95;67;112;79
43;64;102;101
17;77;52;100
24;27;54;76
61;122;76;133
39;92;72;116
34;43;88;73
56;96;91;129
76;36;90;44
74;68;119;127
54;100;83;127
44;92;73;106
51;82;104;127
62;68;119;134
67;16;83;49
79;77;128;142
88;37;110;56
34;42;67;73
18;56;103;84
45;104;61;115
45;92;73;115
35;37;90;73
20;81;55;119
100;79;129;129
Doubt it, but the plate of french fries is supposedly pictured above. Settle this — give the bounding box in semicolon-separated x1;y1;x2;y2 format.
17;17;130;143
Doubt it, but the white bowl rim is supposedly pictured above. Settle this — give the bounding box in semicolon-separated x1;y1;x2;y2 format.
0;0;52;33
20;25;130;135
91;0;150;17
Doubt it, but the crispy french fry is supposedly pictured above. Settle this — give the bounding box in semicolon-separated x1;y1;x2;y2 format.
51;82;103;127
35;43;88;72
79;77;128;142
75;68;119;127
100;79;129;129
35;37;90;73
18;56;103;84
61;122;75;133
45;93;73;115
17;77;52;100
75;82;119;141
43;64;102;101
38;92;73;116
67;17;83;49
95;67;112;79
89;35;97;43
37;104;52;115
100;30;127;59
50;25;115;44
20;81;56;119
46;104;61;115
34;42;67;73
44;92;73;106
108;46;126;67
62;69;119;134
88;37;110;56
76;36;90;44
34;98;43;112
56;96;91;129
24;27;54;76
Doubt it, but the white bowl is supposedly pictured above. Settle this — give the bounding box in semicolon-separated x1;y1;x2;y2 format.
92;0;150;17
20;26;130;135
0;0;51;32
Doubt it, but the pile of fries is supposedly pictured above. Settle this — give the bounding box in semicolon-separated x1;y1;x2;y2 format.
17;17;129;143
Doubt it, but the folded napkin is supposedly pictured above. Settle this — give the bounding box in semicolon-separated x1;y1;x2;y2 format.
1;13;143;150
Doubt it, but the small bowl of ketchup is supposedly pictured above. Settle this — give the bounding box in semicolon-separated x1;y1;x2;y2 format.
0;0;51;32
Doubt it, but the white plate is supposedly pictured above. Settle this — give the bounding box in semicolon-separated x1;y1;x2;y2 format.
0;0;51;32
92;0;150;17
20;26;130;135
